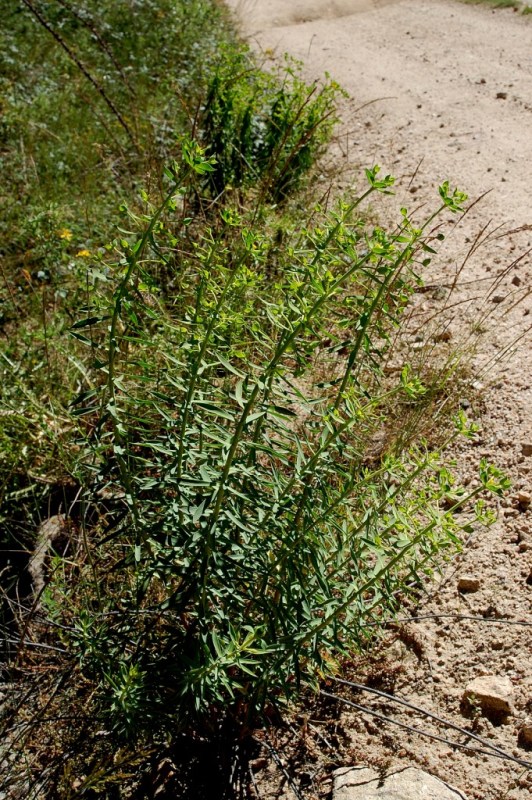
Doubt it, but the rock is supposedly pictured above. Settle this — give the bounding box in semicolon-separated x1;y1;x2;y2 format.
517;719;532;749
512;275;522;287
28;515;67;599
516;490;531;508
521;443;532;457
463;675;514;719
496;91;508;100
333;766;468;799
491;295;505;304
457;576;480;593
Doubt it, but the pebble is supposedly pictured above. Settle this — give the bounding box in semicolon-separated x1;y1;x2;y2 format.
512;275;522;287
491;295;505;304
458;576;481;593
463;675;514;719
521;443;532;457
517;719;532;749
516;491;531;507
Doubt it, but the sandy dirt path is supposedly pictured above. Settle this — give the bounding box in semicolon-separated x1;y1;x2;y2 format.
229;0;532;226
226;2;532;799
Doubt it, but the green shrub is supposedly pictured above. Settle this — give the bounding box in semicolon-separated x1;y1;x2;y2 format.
201;51;341;201
55;148;507;736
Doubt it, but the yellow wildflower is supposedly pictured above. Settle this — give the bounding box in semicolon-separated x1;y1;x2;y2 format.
76;249;91;258
58;228;73;240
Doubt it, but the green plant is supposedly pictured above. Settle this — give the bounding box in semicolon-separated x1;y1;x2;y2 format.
201;51;341;202
58;149;507;735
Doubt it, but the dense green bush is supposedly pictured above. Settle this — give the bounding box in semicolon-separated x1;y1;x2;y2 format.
47;149;507;736
201;51;341;201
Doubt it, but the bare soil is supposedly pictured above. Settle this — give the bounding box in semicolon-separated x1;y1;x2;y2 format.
225;2;532;798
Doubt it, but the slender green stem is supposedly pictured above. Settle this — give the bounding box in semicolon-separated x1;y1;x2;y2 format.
208;189;379;528
104;183;179;578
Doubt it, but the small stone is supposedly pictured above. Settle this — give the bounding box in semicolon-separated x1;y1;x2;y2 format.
333;766;468;800
492;295;505;304
458;576;481;593
516;491;531;507
518;719;532;749
249;757;268;771
521;443;532;457
512;275;522;287
463;675;514;720
496;92;508;99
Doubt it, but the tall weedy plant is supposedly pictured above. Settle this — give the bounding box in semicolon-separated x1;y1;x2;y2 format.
60;144;508;736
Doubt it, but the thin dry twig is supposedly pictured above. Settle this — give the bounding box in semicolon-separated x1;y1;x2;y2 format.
53;0;135;96
255;733;306;800
20;0;137;149
320;689;532;770
329;676;513;762
378;613;532;628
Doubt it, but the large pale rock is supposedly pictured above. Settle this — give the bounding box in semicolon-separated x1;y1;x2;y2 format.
333;766;468;800
463;675;514;719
